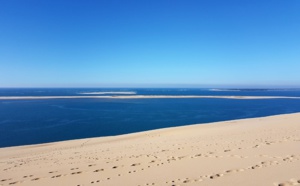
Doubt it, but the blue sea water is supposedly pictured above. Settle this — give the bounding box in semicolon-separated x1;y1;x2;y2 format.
1;88;300;148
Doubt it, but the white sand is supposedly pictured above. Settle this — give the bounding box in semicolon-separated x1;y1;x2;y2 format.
0;113;300;186
78;92;136;95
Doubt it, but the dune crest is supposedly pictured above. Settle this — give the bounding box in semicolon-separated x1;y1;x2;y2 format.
1;113;300;186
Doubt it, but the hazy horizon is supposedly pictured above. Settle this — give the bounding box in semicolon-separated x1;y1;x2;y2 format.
1;84;300;89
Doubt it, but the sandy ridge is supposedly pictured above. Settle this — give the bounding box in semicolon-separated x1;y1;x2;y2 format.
0;113;300;186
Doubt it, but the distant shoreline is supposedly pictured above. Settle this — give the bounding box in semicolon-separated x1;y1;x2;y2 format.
0;95;300;100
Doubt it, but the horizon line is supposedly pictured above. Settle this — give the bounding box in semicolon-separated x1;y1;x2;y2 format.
0;86;300;89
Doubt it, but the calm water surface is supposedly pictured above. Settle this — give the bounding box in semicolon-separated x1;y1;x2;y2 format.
1;88;300;147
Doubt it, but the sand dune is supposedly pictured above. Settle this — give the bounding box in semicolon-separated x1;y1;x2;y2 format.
1;113;300;186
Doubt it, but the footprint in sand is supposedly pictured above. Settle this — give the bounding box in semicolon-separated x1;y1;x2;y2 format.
131;163;141;166
51;175;62;178
209;173;224;179
93;169;104;172
8;181;20;185
225;169;244;174
183;179;193;183
250;165;262;170
71;171;82;175
90;180;101;184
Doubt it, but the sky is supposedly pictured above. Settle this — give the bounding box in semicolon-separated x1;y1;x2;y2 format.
0;0;299;88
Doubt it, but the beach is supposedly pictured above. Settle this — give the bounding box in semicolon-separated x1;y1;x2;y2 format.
0;113;300;186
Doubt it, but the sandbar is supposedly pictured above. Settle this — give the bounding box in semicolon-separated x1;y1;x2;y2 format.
78;91;136;95
0;95;300;100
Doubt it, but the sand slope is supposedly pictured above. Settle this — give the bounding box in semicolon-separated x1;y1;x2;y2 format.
1;113;300;186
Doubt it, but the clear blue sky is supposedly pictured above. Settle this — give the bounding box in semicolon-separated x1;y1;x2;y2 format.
0;0;299;88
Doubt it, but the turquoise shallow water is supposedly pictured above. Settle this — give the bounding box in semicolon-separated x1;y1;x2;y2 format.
1;88;300;148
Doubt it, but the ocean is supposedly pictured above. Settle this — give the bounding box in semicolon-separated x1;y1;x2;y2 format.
1;88;300;148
